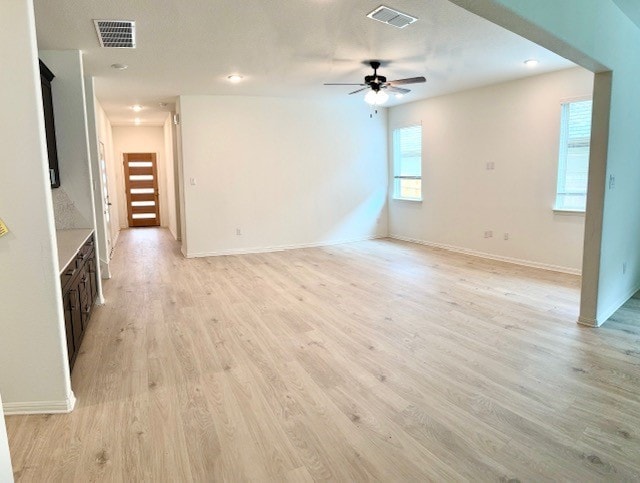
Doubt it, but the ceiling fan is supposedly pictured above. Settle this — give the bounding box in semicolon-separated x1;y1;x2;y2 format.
324;61;426;106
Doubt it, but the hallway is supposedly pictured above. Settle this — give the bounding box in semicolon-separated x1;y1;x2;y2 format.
5;228;640;481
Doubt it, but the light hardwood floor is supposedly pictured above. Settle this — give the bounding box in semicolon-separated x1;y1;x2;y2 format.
6;228;640;481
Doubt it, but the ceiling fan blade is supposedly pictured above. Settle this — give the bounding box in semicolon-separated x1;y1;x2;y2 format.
388;76;426;86
324;83;367;86
385;86;410;94
348;87;370;95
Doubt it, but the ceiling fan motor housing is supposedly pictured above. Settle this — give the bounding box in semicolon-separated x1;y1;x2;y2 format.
365;74;386;91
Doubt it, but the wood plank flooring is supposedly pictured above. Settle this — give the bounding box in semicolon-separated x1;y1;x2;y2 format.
5;228;640;481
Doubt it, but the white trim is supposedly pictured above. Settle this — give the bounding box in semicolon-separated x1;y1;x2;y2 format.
577;315;599;327
110;229;120;251
553;208;585;215
558;95;593;104
186;235;385;258
595;283;640;327
3;391;76;415
392;197;423;202
389;234;581;275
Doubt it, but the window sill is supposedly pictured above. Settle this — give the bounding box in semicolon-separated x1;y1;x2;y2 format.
553;208;585;215
393;197;423;202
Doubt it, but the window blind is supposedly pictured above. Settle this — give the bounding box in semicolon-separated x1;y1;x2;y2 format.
556;100;592;211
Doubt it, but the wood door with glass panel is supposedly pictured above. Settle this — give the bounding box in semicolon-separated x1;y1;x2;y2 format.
124;153;160;227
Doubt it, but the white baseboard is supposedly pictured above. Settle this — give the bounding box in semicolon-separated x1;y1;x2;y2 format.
389;234;581;275
595;283;640;326
111;229;120;250
577;315;600;327
99;259;111;280
186;234;386;258
3;391;76;415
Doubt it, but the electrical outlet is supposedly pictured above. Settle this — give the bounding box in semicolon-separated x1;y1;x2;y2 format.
486;162;495;170
190;177;197;186
236;228;242;236
484;230;493;239
503;233;509;241
609;174;616;190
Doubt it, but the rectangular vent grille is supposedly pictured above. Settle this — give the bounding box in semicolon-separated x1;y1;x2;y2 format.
94;20;136;48
367;6;417;29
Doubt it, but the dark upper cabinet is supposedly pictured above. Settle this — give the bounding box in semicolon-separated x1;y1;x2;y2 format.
39;60;61;188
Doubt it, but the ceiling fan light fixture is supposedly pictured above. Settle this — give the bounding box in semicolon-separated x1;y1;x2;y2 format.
365;89;389;106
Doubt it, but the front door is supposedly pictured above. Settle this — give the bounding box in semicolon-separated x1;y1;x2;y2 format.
123;153;160;227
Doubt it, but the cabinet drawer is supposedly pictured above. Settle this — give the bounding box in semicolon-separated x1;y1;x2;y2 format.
76;246;93;266
80;236;95;257
60;261;79;293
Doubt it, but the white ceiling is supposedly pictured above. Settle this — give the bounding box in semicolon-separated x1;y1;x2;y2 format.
33;0;575;126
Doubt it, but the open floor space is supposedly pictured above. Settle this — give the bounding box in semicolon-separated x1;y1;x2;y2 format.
6;228;640;481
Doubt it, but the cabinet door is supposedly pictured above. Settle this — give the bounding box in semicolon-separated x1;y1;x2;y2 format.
88;256;98;303
62;291;75;364
39;61;60;188
69;288;83;355
78;265;89;308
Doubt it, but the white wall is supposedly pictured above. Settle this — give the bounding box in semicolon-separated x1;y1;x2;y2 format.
95;100;120;248
177;95;388;257
388;67;593;273
450;0;640;325
39;50;94;230
39;49;103;301
163;116;179;240
176;99;187;254
112;125;168;228
84;77;111;279
0;0;73;412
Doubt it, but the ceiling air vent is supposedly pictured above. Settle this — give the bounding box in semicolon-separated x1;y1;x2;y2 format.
367;6;417;29
94;20;136;48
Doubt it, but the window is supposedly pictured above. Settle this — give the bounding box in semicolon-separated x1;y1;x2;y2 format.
393;125;422;201
555;99;592;211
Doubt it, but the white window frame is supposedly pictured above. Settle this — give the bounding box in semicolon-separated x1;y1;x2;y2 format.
392;124;423;202
554;97;592;213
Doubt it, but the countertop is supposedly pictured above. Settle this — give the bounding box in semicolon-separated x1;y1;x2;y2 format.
56;229;94;274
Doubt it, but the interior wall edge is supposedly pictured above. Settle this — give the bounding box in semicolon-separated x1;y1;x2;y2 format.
580;71;612;324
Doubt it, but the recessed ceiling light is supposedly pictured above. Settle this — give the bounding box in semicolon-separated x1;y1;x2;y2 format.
395;93;404;99
131;104;143;112
227;74;244;83
158;102;168;108
524;59;539;68
111;63;128;70
134;118;141;125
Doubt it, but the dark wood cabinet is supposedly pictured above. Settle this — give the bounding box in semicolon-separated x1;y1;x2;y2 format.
60;235;97;369
39;60;61;188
